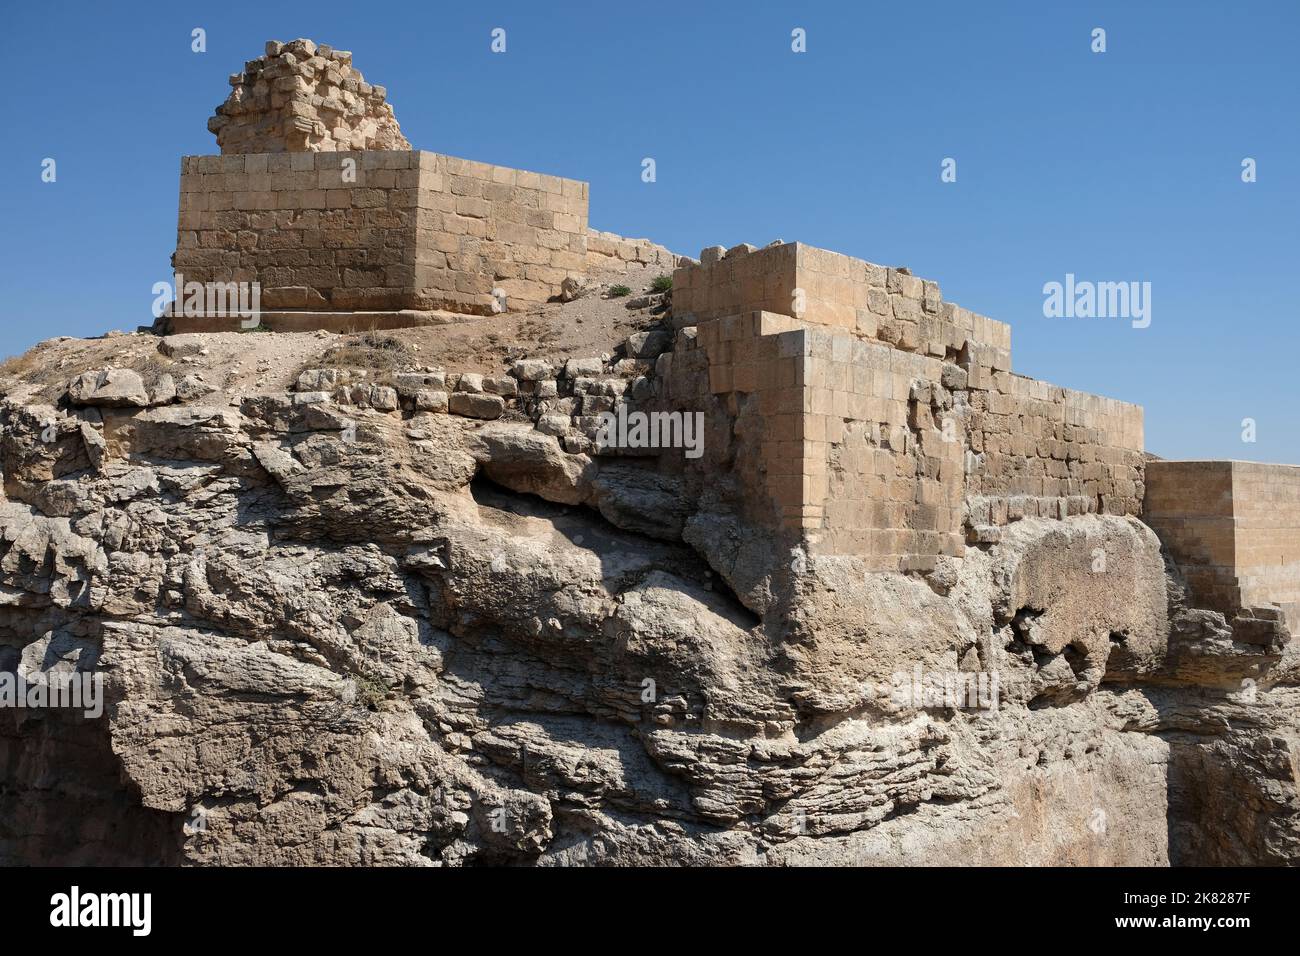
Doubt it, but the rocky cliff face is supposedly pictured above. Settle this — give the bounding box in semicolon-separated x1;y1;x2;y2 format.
1;293;1297;865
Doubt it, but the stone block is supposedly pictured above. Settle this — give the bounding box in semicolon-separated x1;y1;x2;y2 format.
449;392;505;420
414;390;448;412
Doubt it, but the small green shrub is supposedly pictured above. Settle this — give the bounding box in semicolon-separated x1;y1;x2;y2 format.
608;284;632;298
650;275;673;294
352;675;388;711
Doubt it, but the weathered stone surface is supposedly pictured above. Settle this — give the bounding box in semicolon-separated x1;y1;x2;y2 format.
208;39;409;153
67;368;151;407
159;334;208;359
511;359;554;382
393;371;445;397
2;326;1297;868
175;374;218;402
625;329;672;359
564;357;603;378
370;386;399;412
413;389;448;412
558;275;589;302
1146;460;1300;636
449;392;504;420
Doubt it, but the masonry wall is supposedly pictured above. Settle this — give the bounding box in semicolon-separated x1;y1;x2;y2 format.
964;377;1145;524
679;307;1142;572
672;242;801;326
585;229;681;277
415;154;588;311
673;242;1013;361
663;239;1145;573
174;150;589;316
687;313;959;569
175;150;416;311
1146;460;1300;632
1231;463;1300;632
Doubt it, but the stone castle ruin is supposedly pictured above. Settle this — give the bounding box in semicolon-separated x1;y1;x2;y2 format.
174;41;672;324
3;39;1299;867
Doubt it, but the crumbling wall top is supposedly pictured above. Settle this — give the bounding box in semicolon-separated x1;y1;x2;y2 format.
208;38;410;154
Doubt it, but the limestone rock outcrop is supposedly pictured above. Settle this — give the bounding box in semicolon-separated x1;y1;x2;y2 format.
1;313;1296;866
208;39;409;153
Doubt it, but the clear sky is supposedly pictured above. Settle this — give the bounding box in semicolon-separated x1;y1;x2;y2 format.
1;0;1295;462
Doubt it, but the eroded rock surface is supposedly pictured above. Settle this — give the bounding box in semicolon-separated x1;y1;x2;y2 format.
0;314;1297;866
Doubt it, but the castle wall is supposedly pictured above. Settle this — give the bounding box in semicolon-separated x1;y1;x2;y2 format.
670;241;1145;572
1231;463;1300;631
585;229;681;277
1141;461;1237;610
1146;460;1300;632
415;153;588;311
174;150;589;317
681;308;1143;571
965;377;1145;523
673;242;1012;361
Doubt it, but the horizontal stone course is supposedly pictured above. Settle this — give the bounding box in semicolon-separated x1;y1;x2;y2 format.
585;229;683;276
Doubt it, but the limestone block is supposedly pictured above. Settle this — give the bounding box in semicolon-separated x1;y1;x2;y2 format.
512;359;555;381
370;386;399;411
449;392;505;420
67;368;152;408
483;376;518;397
413;390;448;412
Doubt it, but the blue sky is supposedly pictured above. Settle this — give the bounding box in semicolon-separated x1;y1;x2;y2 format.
1;0;1296;462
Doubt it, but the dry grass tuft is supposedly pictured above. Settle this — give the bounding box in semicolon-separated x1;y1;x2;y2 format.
302;332;417;385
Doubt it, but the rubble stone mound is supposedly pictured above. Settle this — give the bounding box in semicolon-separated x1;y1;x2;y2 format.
208;38;410;154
